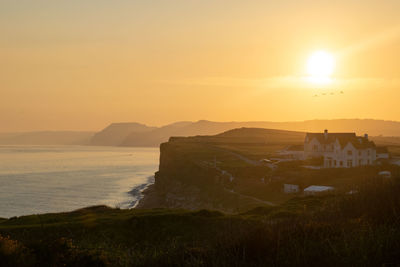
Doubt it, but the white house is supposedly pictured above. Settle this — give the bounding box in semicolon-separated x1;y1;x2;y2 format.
304;130;379;168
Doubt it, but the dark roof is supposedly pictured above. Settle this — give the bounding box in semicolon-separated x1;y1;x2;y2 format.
376;146;389;153
306;132;376;149
350;137;376;149
306;133;355;145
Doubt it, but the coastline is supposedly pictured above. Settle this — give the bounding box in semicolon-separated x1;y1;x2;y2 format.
134;183;161;209
0;145;159;218
130;175;156;208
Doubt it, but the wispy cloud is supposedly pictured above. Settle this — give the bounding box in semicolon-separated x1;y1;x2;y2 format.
337;24;400;57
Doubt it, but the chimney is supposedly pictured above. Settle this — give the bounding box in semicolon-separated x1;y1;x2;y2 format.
324;129;328;139
364;133;368;140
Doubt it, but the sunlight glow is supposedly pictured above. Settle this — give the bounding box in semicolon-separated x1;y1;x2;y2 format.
306;51;335;84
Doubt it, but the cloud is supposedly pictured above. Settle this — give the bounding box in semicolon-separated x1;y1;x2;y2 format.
337;24;400;57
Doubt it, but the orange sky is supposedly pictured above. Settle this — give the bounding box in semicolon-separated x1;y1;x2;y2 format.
1;1;400;132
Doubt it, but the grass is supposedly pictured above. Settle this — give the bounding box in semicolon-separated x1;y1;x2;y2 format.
2;175;400;266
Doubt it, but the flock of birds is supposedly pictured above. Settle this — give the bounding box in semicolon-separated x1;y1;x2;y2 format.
313;90;344;97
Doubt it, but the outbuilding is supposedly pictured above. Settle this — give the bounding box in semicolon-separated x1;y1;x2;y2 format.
376;147;390;160
304;185;334;195
378;171;391;178
283;184;300;193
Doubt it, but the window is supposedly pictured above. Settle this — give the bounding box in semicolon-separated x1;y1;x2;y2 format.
347;160;353;167
313;145;318;151
359;151;361;156
326;159;331;167
359;159;362;165
347;150;352;156
334;160;337;166
367;150;370;156
340;161;343;167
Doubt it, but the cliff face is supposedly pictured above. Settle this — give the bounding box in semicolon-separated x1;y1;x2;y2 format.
137;141;223;211
137;128;307;212
136;127;400;213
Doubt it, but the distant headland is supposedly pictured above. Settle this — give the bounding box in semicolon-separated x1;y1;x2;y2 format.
2;119;400;147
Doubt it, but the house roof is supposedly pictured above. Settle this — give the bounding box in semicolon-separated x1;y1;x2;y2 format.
305;132;375;149
306;133;355;144
346;137;376;149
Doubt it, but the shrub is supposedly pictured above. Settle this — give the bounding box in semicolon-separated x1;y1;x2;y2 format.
0;235;35;267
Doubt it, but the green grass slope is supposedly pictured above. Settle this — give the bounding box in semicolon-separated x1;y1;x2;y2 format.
1;175;400;266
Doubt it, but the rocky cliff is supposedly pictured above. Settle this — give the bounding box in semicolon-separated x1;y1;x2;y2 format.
137;141;224;211
137;128;306;212
136;127;400;213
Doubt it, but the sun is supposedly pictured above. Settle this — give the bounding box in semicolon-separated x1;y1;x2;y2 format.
306;51;335;84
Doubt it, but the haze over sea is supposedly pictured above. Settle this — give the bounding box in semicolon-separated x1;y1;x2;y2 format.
0;146;159;218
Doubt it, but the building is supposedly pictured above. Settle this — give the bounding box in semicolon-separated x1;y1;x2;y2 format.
283;184;300;193
304;130;377;168
277;145;304;160
304;185;334;195
376;146;390;160
391;159;400;166
378;171;391;178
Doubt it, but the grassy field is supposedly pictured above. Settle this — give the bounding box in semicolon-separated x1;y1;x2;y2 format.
1;175;400;266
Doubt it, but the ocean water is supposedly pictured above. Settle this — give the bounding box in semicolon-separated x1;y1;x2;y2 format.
0;145;159;218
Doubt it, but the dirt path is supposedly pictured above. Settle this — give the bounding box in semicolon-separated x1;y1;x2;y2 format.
223;187;276;206
228;151;262;166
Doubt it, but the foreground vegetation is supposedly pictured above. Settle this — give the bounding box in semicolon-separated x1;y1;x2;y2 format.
1;174;400;266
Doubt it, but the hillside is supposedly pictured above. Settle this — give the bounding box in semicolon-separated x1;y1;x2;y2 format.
89;123;156;146
266;119;400;136
2;119;399;147
120;121;193;147
118;119;400;147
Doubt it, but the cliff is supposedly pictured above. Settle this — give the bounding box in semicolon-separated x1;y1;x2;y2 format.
137;127;400;213
137;128;306;212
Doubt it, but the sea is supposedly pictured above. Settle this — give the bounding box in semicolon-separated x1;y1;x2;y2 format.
0;145;159;218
